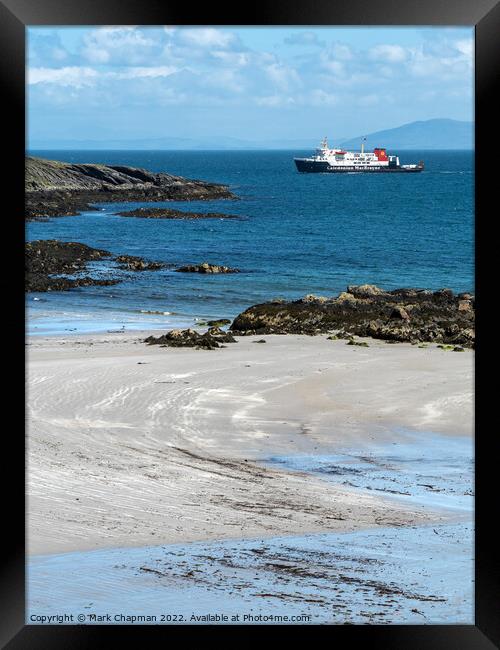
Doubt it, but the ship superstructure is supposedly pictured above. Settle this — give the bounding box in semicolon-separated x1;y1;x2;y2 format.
294;137;424;173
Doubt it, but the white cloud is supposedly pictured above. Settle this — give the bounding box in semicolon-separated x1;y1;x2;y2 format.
322;60;344;76
211;50;250;67
283;31;324;47
110;66;177;80
328;42;353;61
202;68;246;93
454;39;473;57
177;28;236;49
81;27;157;65
408;46;472;79
27;27;473;121
265;62;301;92
28;66;98;87
255;94;295;107
369;44;408;63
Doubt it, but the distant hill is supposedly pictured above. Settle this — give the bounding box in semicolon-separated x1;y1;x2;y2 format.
29;119;473;151
29;135;319;151
340;119;473;150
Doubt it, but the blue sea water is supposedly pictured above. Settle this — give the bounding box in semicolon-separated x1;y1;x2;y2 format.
26;150;474;335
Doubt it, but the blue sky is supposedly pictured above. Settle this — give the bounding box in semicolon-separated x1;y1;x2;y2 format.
27;26;474;146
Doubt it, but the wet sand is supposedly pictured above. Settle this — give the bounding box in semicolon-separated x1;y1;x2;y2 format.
28;521;473;625
27;331;474;623
27;331;473;555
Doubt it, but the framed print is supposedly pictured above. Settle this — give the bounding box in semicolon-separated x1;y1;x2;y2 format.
1;0;499;646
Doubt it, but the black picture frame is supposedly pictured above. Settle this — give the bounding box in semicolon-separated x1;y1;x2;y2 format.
2;0;498;646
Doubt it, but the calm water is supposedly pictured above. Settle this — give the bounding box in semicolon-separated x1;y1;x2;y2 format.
29;431;473;624
26;150;474;335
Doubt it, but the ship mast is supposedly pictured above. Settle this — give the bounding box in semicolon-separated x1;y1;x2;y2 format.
361;136;366;154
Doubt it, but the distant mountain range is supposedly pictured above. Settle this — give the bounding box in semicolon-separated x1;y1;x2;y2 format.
29;119;473;151
340;119;473;150
28;135;317;150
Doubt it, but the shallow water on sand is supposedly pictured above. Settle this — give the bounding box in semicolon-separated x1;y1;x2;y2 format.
266;430;474;513
27;430;473;625
28;522;472;625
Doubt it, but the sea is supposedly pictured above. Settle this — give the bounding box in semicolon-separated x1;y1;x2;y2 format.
26;150;474;336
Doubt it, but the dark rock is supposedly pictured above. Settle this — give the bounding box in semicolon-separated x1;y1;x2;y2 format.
145;329;220;350
206;319;231;327
25;239;112;291
299;294;331;304
457;300;473;313
207;327;237;343
175;262;240;274
114;255;165;271
346;284;383;298
432;288;454;301
25;156;237;220
25;192;95;221
390;306;410;321
25;240;164;292
230;284;475;348
26;274;119;292
117;207;239;220
26;240;112;275
26;240;113;291
144;327;237;350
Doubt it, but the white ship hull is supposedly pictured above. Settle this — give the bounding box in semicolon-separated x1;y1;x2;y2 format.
294;137;424;173
294;158;424;173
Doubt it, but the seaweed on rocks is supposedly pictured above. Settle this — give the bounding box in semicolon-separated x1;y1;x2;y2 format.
116;207;239;220
25;240;165;292
25;156;237;221
144;327;237;350
230;284;475;348
114;255;165;271
175;262;240;274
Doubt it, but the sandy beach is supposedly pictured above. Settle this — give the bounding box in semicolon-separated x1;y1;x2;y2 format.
27;332;473;556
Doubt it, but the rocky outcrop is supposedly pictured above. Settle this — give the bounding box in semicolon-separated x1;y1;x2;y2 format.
230;285;475;348
114;255;164;271
26;240;112;272
175;262;240;274
25;193;95;221
25;156;237;220
26;240;114;292
144;327;237;350
25;240;165;292
206;318;231;327
116;207;239;220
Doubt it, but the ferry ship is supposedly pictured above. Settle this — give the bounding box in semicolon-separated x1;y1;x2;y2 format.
294;137;424;173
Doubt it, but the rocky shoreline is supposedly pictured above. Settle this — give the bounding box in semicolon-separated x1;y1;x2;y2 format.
175;262;240;274
145;327;237;350
26;241;475;347
230;285;475;348
26;239;475;347
26;156;237;221
140;282;475;351
116;207;239;220
25;240;165;292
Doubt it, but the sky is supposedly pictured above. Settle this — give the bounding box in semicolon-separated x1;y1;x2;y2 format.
27;26;474;147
